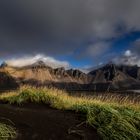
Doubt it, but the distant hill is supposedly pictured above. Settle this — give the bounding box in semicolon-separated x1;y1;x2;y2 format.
0;61;140;91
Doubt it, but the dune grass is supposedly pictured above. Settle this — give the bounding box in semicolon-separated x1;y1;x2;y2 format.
0;86;140;140
0;123;16;140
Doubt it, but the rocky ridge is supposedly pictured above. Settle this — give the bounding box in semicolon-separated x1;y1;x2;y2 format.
0;61;140;91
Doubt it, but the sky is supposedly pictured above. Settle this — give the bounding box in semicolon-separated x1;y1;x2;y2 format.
0;0;140;69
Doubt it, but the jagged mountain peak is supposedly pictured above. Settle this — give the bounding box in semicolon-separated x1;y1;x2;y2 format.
21;60;52;70
32;60;46;67
35;60;45;65
0;62;8;68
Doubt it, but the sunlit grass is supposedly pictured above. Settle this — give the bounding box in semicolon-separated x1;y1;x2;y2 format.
0;86;140;140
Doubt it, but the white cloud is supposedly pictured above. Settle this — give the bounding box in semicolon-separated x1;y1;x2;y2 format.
113;50;140;66
6;54;70;68
124;50;132;57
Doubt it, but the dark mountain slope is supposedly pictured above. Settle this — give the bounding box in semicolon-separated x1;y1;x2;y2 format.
89;63;140;91
117;65;140;80
0;72;19;90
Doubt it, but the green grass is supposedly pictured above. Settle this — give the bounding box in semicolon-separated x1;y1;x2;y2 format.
0;123;16;140
0;86;140;140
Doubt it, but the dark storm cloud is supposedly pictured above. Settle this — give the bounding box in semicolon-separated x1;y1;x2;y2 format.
1;0;140;57
132;39;140;55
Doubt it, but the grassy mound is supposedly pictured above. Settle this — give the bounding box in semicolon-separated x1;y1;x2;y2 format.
0;123;16;140
0;86;140;140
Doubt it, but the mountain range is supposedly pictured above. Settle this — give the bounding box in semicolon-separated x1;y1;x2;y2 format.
0;61;140;91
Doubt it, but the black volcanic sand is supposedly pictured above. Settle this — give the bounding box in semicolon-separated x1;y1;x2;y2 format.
0;103;100;140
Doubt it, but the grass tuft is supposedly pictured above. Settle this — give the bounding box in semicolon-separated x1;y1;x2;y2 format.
0;123;16;140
